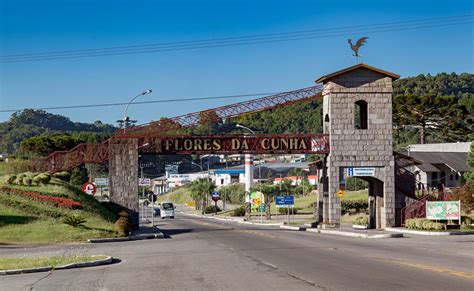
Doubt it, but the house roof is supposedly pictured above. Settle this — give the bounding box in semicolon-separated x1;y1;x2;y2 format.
315;63;400;83
408;152;469;173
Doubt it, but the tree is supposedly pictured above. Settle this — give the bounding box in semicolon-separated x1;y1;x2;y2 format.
189;178;215;210
295;178;313;197
393;94;472;144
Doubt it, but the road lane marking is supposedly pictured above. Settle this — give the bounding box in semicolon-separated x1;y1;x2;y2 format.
234;229;277;238
382;259;474;279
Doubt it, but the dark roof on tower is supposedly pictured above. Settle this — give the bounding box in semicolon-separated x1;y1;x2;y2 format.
315;63;400;84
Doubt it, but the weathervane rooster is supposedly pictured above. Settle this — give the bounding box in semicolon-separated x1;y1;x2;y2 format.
348;37;368;63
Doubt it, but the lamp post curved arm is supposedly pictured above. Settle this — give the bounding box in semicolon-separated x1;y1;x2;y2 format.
122;89;152;128
236;124;255;135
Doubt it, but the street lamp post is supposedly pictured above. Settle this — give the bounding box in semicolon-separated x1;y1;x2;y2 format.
236;124;263;220
119;89;153;130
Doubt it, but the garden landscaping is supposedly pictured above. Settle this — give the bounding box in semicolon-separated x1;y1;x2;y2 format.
0;173;123;243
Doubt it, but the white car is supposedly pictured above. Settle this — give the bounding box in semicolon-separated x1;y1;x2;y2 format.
160;202;175;219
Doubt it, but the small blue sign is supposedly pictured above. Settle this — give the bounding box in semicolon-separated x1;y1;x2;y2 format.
276;195;294;206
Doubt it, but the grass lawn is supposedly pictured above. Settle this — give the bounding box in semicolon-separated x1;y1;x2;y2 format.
0;177;119;244
268;189;368;215
0;255;108;270
157;187;192;205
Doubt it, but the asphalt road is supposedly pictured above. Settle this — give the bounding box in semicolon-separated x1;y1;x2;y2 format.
1;211;473;291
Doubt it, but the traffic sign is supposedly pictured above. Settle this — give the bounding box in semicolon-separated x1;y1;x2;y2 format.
81;182;97;195
259;204;265;212
139;178;151;186
337;190;345;198
347;167;375;177
211;191;221;202
94;178;108;186
276;195;294;206
255;198;261;206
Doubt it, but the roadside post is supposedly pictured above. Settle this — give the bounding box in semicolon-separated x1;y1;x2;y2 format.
276;195;294;224
212;191;221;215
139;178;151;222
94;178;108;200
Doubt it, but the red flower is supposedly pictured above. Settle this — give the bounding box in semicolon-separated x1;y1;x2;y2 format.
1;186;82;209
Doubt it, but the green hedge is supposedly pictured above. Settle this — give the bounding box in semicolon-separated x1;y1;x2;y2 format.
203;205;221;214
405;218;444;230
278;207;299;215
354;216;368;226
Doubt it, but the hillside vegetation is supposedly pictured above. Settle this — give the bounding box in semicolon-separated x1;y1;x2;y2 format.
0;109;115;154
0;176;119;243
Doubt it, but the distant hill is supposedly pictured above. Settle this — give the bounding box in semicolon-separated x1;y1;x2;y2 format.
0;109;116;154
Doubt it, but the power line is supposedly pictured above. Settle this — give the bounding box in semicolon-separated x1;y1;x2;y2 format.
0;92;286;113
1;15;472;63
2;14;470;59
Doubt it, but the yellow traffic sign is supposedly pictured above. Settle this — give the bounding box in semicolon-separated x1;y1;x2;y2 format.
255;198;261;206
337;190;345;198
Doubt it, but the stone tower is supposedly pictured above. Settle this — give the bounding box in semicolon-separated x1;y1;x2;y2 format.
316;64;400;228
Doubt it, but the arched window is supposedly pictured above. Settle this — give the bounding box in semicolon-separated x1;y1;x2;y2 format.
324;114;330;133
354;100;368;129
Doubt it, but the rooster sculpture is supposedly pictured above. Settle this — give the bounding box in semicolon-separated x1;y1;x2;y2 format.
348;37;368;63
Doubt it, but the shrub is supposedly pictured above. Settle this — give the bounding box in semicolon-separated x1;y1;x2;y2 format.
278;207;299;215
33;173;51;185
461;216;472;225
422;219;432;230
431;222;444;230
115;217;132;236
22;176;32;186
118;210;130;218
341;200;368;215
405;219;415;229
14;173;26;185
406;218;445;230
62;214;86;227
203;205;221;214
414;219;425;230
5;174;16;185
53;171;71;182
354;215;368;226
231;206;246;217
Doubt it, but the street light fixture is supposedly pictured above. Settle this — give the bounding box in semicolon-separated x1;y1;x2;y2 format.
118;89;153;129
236;124;255;135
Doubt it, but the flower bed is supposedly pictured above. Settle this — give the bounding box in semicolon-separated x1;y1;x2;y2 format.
0;186;82;209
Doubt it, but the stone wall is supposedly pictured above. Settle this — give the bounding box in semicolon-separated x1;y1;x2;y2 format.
322;67;397;227
109;138;139;228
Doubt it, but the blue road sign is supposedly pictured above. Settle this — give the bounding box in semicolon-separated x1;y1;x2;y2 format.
276;195;294;206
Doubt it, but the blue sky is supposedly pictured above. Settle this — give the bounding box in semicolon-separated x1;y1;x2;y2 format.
1;0;473;125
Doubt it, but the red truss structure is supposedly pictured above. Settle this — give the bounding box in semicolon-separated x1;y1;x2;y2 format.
117;85;322;137
39;85;323;172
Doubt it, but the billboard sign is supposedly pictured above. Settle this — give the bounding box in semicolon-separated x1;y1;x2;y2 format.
426;201;461;220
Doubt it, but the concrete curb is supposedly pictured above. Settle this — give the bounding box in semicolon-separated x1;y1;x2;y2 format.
385;227;474;236
280;225;307;231
181;212;244;222
88;227;164;243
182;212;284;226
0;256;113;276
238;221;283;227
306;228;403;239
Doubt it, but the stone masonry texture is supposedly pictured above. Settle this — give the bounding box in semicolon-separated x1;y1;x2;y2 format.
109;138;139;228
321;67;397;227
